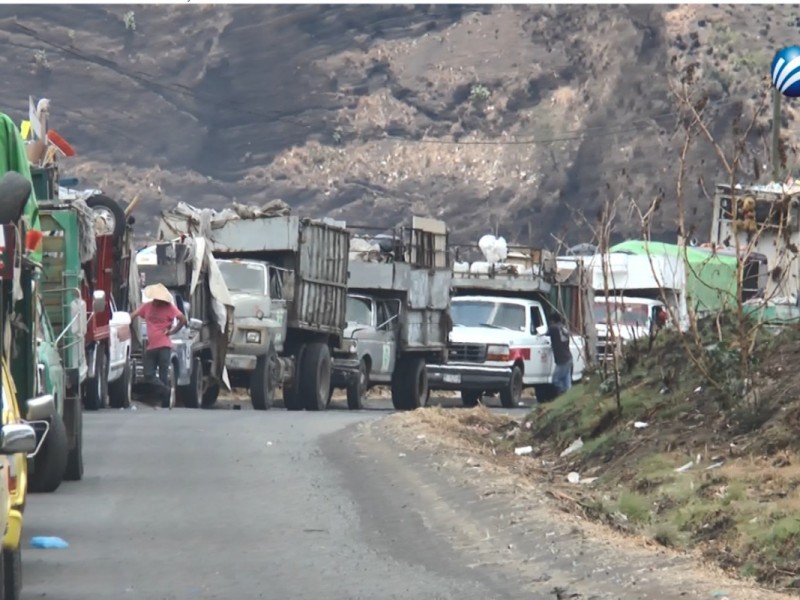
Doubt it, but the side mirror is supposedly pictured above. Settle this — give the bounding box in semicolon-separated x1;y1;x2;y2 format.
189;318;203;332
0;423;37;455
535;325;548;336
26;394;56;421
110;311;132;327
92;290;107;313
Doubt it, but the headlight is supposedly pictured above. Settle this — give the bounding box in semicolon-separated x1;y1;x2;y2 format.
245;330;261;344
486;344;510;361
348;340;358;354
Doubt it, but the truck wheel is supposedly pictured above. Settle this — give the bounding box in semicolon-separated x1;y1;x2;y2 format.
28;413;68;494
202;383;220;409
251;347;277;411
391;357;428;411
109;360;132;409
346;359;369;411
500;366;523;408
64;403;84;481
3;545;21;600
178;357;203;409
86;194;126;239
461;391;482;408
84;349;108;411
300;343;331;411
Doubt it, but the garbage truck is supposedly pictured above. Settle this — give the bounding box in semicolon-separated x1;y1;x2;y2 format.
158;202;351;411
330;217;452;410
133;236;234;409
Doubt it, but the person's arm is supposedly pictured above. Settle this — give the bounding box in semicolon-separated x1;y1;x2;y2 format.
131;303;148;320
167;305;188;336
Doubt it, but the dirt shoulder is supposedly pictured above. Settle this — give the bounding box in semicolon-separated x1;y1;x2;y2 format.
377;405;796;600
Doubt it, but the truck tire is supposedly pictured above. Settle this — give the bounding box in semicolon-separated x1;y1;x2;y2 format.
64;403;84;481
391;357;428;411
108;359;132;409
300;343;332;411
178;357;203;409
86;194;126;240
28;413;68;494
84;349;108;411
346;359;369;411
202;383;220;409
500;365;523;408
3;545;21;600
251;347;277;411
461;390;482;408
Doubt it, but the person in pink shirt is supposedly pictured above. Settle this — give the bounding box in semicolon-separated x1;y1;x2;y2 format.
131;284;187;395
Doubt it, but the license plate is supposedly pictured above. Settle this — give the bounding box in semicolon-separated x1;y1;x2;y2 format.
443;373;461;384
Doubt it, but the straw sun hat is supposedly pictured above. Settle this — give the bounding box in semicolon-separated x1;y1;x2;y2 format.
143;283;175;304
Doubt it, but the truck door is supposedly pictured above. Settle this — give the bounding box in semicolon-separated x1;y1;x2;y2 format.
529;304;554;378
268;267;288;350
373;299;399;377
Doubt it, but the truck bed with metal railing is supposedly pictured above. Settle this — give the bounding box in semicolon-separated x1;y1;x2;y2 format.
449;244;556;297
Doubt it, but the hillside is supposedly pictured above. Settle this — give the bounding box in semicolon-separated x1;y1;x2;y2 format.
0;4;795;246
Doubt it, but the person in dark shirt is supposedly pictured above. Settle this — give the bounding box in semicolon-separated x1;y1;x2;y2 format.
548;312;573;395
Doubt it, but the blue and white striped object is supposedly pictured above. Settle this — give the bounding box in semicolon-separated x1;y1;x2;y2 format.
771;46;800;98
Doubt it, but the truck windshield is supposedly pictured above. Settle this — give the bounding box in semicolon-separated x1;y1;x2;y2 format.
593;300;650;326
346;296;373;326
452;300;526;331
218;261;267;295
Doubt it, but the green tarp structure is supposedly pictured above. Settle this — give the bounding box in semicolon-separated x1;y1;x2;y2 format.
0;112;42;263
609;240;740;314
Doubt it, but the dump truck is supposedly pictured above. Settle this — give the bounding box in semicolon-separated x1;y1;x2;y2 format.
133;237;233;409
427;239;588;406
158;202;351;411
330;217;452;410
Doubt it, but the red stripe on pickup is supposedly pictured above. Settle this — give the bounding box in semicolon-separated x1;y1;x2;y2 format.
509;347;531;361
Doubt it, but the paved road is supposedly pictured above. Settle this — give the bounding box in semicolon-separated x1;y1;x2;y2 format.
20;400;532;600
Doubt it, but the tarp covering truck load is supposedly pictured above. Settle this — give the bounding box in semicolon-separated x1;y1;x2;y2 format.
158;202;351;411
330;217;452;410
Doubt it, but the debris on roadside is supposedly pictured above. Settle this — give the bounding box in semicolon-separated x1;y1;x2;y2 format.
514;445;533;456
31;536;69;549
559;437;583;458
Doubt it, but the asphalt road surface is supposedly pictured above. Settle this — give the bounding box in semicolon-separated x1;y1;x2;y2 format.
20;398;534;600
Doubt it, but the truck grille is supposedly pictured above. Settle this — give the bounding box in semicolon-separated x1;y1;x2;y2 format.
448;343;487;363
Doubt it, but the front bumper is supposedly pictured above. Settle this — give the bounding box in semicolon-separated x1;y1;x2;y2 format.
2;509;22;550
331;357;360;388
225;353;258;372
427;363;513;391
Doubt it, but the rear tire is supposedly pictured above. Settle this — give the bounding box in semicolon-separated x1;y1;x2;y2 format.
28;413;68;494
202;382;220;409
300;343;331;411
84;349;107;411
3;545;20;600
346;359;368;411
461;390;482;408
108;359;132;409
178;357;203;409
391;357;428;411
64;400;84;482
500;365;523;408
251;347;277;411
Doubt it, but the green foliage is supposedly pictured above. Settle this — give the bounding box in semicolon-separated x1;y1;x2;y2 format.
123;10;136;31
469;84;491;104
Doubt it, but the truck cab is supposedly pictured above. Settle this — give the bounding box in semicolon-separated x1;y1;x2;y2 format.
592;296;665;361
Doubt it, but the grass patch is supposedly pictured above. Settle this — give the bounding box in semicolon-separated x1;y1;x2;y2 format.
617;491;651;524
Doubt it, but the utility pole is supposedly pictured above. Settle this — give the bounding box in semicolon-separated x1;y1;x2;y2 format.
772;86;782;183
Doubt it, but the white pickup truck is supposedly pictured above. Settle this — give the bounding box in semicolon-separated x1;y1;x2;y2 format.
427;294;586;406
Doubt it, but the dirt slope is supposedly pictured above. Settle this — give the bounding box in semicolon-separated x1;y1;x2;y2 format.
0;4;795;244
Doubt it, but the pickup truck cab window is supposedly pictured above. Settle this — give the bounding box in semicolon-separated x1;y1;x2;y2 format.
593;299;649;327
218;261;268;296
529;306;543;333
452;300;526;332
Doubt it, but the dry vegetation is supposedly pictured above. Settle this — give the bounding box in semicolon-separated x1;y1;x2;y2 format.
1;5;800;243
